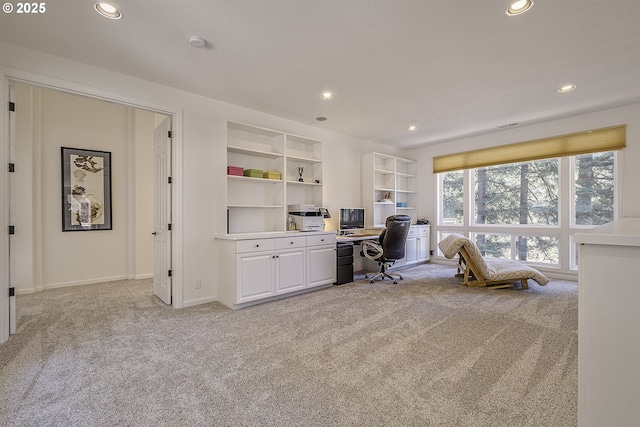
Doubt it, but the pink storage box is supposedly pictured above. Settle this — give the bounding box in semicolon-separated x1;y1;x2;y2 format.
227;166;243;176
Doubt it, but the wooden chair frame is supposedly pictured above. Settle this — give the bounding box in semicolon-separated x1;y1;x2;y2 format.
455;246;529;290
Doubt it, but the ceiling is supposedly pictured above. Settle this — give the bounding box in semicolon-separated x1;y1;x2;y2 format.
1;1;639;149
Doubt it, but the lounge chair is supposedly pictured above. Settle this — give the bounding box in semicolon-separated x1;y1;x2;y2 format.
438;234;549;289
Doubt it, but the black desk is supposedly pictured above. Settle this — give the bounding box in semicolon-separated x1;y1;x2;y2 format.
335;234;380;284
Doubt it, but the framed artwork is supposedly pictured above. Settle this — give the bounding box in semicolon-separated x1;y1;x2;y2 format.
61;147;112;231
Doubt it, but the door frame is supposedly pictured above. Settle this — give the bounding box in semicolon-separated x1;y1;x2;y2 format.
0;68;185;333
0;70;8;343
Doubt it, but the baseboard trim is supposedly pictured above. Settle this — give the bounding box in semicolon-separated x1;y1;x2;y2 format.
182;296;219;308
134;273;154;280
16;288;36;295
43;275;129;290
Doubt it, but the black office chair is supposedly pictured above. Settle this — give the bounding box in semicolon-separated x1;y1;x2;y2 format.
361;215;411;284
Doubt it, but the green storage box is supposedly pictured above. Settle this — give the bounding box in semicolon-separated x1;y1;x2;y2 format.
263;171;282;180
243;169;263;178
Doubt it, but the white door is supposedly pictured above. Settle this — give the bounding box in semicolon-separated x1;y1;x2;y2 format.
153;117;172;305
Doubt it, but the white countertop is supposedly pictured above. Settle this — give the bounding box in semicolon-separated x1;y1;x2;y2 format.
216;230;336;241
574;218;640;247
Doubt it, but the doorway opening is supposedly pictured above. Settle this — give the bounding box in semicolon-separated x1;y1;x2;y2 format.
3;79;182;340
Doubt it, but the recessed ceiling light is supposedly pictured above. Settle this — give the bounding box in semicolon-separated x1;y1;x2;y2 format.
408;125;417;131
506;0;534;16
94;2;122;19
558;84;577;93
320;92;335;100
316;117;327;121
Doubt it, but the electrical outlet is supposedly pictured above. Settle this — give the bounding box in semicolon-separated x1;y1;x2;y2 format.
195;278;201;289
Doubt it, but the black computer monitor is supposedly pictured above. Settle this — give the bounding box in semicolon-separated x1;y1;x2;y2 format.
339;208;365;233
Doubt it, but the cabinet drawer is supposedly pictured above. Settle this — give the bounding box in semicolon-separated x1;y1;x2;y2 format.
337;255;353;266
307;234;336;246
275;236;306;250
409;225;430;237
337;245;354;257
236;239;275;254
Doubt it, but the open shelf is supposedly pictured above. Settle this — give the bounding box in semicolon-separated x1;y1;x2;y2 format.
223;121;323;234
363;152;418;228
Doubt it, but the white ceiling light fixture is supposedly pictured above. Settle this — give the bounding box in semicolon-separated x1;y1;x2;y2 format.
506;0;534;16
189;36;206;48
408;125;417;131
558;84;577;93
320;92;335;100
94;2;122;20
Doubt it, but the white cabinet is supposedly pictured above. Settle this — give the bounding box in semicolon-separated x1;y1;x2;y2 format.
405;225;430;265
273;237;307;295
306;234;337;288
362;152;417;228
217;232;336;309
237;250;274;301
574;219;640;427
237;236;306;302
219;121;323;235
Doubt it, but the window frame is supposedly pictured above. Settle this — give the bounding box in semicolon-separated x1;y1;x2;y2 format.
435;151;621;274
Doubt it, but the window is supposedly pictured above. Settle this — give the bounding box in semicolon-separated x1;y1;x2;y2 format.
440;170;463;225
437;152;618;272
574;151;615;226
474;159;558;226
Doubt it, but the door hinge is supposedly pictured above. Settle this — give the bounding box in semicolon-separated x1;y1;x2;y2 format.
168;177;172;184
8;102;15;112
168;270;172;277
8;163;15;173
168;223;172;231
8;226;15;235
168;130;173;138
9;287;15;297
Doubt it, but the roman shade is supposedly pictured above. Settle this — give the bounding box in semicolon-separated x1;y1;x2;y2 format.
433;125;626;173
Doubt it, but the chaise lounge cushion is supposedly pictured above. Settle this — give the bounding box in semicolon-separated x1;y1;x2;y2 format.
438;234;549;286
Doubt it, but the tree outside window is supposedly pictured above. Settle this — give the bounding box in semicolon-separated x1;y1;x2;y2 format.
437;151;617;268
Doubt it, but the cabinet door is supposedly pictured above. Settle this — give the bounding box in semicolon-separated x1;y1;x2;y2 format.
237;252;273;302
275;248;305;295
307;245;336;288
405;237;418;264
417;236;430;261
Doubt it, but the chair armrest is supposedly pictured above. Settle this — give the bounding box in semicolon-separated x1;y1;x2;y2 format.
361;240;383;260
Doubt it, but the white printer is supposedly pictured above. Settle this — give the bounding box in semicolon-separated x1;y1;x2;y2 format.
288;205;328;232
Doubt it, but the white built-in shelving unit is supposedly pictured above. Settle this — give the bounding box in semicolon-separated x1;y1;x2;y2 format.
362;152;417;228
221;121;323;234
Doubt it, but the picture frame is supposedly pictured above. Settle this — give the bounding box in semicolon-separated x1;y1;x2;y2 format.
61;147;112;231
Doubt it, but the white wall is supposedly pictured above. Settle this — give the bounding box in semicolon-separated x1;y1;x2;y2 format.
1;42;404;307
13;85;156;292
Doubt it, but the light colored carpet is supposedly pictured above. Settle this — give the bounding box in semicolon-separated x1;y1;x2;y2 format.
0;264;577;426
